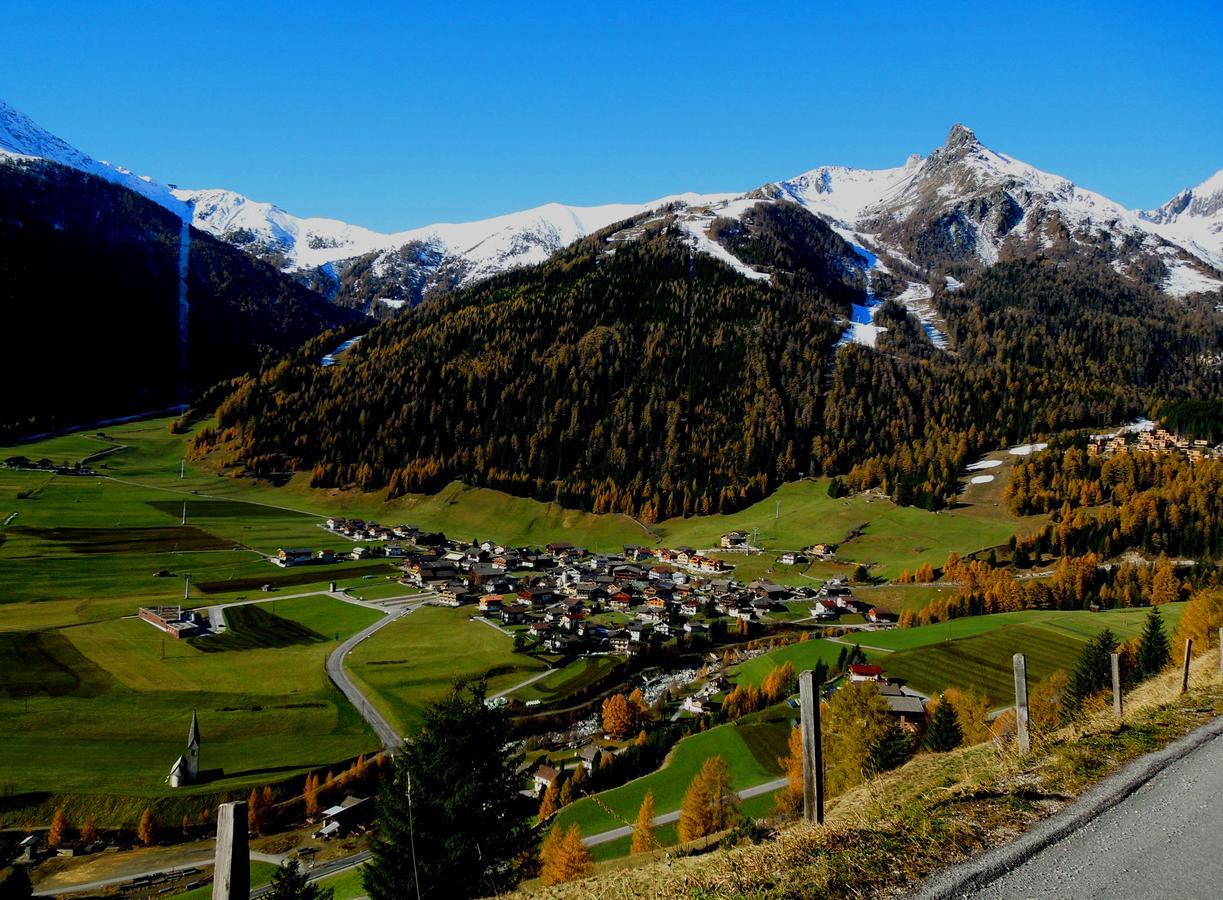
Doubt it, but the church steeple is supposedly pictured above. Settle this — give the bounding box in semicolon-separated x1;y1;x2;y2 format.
187;709;200;751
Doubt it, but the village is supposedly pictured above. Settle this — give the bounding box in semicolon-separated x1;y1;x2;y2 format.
287;517;893;662
1087;425;1221;462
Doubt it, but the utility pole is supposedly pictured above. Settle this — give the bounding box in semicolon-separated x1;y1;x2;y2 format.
183;574;191;600
775;500;781;521
180;458;185;479
181;500;187;526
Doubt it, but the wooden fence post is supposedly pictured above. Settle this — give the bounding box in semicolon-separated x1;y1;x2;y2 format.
1182;638;1193;693
1013;653;1030;756
1110;652;1123;719
798;669;824;825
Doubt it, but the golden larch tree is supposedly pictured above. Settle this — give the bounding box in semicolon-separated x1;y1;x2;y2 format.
47;807;71;848
677;754;739;843
631;790;656;855
138;808;157;846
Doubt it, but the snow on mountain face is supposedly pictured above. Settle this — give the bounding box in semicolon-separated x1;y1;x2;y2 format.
1139;169;1223;273
0;99;191;221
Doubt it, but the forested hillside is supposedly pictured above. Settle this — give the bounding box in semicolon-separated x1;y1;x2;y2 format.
0;158;358;439
192;204;1223;520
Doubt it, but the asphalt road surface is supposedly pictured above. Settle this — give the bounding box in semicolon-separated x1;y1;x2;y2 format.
970;729;1223;899
325;606;416;750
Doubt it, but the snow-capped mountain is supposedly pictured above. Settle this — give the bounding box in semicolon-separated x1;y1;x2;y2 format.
767;124;1221;296
4;96;1219;311
176;186;733;311
0;99;191;220
1140;169;1223;274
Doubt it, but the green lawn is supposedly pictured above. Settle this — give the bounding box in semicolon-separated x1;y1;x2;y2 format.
510;656;620;702
731;638;845;687
0;595;381;814
313;864;369;900
728;605;1188;709
553;720;787;838
345;605;548;734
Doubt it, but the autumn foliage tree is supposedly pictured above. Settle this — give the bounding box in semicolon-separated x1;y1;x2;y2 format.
79;814;99;846
138;809;157;846
774;725;805;816
539;824;593;885
1175;588;1223;661
304;773;321;818
677;755;740;843
602;693;640;738
631;790;656;855
47;807;71;848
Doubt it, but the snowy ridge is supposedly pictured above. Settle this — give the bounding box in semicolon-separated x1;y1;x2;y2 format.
1139;168;1223;272
0;99;191;221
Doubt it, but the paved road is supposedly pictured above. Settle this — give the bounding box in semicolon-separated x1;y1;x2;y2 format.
583;776;787;846
326;606;417;750
966;729;1223;899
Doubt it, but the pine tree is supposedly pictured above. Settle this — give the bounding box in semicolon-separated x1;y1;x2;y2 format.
869;722;913;774
631;791;656;855
922;694;962;752
1136;605;1171;679
79;814;99;846
558;776;574;807
267;857;334;900
138;809;157;846
1067;628;1119;716
677;755;739;843
362;681;532;900
47;807;70;848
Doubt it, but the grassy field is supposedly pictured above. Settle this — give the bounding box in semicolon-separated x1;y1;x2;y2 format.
510;656;620;702
731;638;845;687
345;606;548;734
859;605;1187;706
553;720;787;838
727;605;1188;709
0;594;382;819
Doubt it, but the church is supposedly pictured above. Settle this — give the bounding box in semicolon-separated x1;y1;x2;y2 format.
167;711;200;788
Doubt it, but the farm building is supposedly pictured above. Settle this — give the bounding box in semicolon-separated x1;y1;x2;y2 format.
139;605;202;639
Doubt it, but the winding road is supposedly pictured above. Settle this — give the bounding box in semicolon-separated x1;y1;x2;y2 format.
325;601;421;751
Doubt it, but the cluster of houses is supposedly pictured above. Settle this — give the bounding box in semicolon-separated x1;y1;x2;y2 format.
364;530;874;658
1088;427;1218;462
807;578;885;623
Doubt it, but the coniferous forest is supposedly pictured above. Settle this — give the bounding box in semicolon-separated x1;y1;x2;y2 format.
191;203;1223;521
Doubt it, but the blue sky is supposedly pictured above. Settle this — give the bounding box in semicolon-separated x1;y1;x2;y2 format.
3;0;1220;231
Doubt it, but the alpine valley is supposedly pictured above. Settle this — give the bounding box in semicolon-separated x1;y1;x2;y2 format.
2;95;1222;515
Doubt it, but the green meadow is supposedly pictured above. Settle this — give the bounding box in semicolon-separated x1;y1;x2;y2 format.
0;594;382;824
345;606;549;734
553;719;788;839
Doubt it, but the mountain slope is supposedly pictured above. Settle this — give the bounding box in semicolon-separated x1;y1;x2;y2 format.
1141;168;1223;279
0;154;358;439
192;205;1223;517
0;99;190;219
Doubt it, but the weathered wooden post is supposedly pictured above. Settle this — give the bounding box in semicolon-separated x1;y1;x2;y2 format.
1218;628;1222;680
1013;653;1030;756
1111;652;1123;719
798;669;824;825
1181;638;1193;693
212;800;249;900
